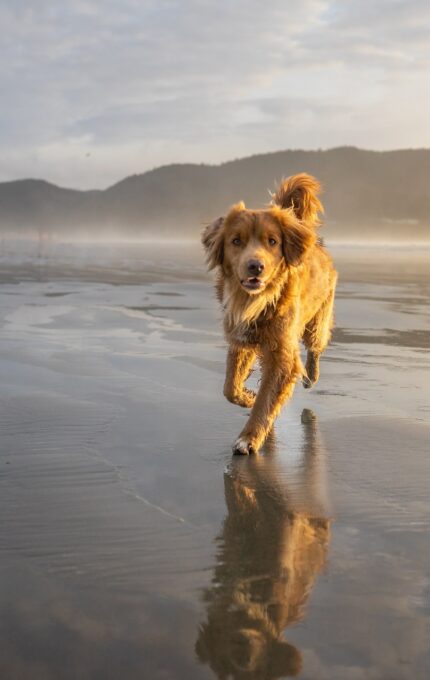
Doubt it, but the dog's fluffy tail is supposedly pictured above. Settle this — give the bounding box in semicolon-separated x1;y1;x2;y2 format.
273;173;323;229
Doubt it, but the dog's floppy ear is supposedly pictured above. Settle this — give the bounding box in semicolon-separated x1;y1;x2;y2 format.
282;221;316;266
202;216;224;269
273;208;316;267
273;173;323;228
202;202;246;270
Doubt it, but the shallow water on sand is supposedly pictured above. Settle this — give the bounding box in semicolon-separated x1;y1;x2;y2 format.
0;243;429;679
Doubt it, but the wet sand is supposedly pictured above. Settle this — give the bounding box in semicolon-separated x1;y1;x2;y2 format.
0;243;429;679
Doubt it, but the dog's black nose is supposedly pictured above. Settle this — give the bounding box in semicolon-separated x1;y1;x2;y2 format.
247;260;264;275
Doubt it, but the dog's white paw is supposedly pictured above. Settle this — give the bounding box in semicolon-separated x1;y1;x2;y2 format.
232;437;256;455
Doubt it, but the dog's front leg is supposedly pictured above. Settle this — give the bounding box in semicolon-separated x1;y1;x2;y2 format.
223;345;257;408
233;345;301;454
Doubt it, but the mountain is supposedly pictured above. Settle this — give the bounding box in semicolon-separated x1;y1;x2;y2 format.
1;147;429;240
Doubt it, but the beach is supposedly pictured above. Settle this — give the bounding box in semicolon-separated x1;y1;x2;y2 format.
0;242;429;679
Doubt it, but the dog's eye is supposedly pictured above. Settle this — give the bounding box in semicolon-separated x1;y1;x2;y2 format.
232;237;242;246
268;238;277;246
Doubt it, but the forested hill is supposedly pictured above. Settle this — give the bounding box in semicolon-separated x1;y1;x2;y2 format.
1;147;429;240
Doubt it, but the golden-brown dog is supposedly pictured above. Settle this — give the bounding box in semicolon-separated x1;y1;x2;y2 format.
202;174;337;454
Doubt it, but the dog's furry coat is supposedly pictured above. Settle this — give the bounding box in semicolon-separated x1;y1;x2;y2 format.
202;173;337;454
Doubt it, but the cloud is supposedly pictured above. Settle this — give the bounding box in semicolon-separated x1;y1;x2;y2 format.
0;0;429;187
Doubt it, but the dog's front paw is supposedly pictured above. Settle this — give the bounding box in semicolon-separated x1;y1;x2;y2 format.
237;388;256;408
224;387;256;408
232;436;258;455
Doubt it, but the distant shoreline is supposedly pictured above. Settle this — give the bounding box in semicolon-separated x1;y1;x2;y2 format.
1;234;430;248
1;148;429;240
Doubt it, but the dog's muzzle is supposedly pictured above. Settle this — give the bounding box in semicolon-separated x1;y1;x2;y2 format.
241;276;265;291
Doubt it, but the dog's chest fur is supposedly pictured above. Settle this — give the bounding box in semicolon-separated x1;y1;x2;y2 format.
225;306;288;348
228;321;261;346
221;272;296;347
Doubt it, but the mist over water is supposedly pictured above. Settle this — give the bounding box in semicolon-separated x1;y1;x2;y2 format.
2;147;430;245
1;232;429;275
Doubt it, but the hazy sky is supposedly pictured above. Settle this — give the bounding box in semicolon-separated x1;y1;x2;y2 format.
1;0;429;188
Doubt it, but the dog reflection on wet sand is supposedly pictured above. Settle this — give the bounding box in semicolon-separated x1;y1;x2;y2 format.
196;410;331;679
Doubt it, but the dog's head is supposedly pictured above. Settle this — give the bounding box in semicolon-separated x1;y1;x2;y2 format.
202;174;322;295
196;621;302;679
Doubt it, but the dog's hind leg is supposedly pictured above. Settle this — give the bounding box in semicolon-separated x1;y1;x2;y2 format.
223;345;257;408
302;279;337;388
